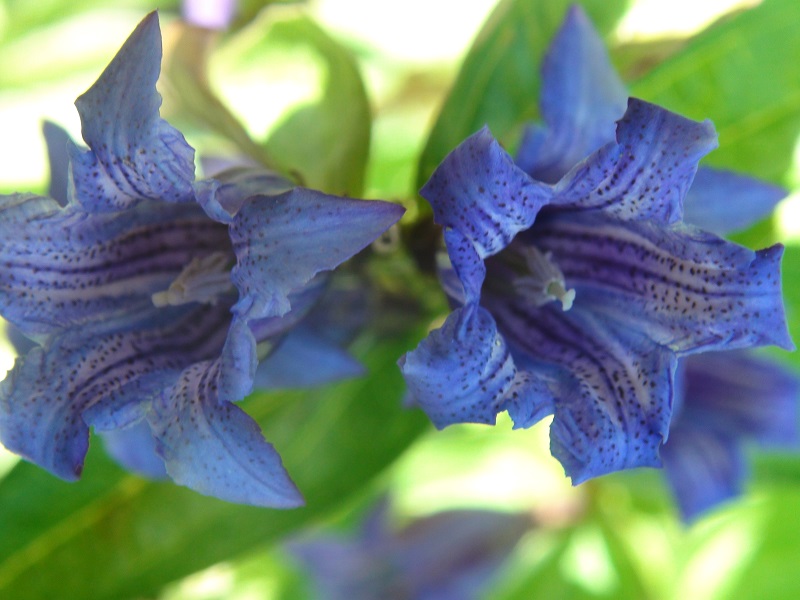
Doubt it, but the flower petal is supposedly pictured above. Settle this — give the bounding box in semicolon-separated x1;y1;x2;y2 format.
100;419;168;479
532;212;794;354
42;120;73;206
683;167;788;235
420;127;552;259
0;194;229;336
149;360;304;508
229;189;404;320
680;351;800;447
489;299;676;483
194;167;294;224
660;426;743;522
553;98;717;223
70;12;195;211
516;5;626;183
399;305;551;429
0;304;230;479
255;328;364;389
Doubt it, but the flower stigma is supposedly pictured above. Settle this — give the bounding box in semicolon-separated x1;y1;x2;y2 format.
513;245;575;311
151;251;234;307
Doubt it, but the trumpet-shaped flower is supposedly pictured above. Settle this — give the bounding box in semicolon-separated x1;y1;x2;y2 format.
289;502;530;600
0;12;403;507
399;6;793;485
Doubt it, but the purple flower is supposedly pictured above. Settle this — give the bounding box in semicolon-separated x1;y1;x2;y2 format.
0;12;404;508
399;6;793;486
289;502;530;600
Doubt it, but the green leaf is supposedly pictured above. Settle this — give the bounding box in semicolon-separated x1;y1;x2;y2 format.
163;25;275;170
262;16;371;196
0;331;428;600
416;0;630;192
630;0;800;184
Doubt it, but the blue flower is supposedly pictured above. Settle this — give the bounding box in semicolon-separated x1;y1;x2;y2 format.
0;12;404;508
399;6;793;485
664;350;799;522
289;501;530;600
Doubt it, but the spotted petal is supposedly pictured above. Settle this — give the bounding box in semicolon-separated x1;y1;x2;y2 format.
69;12;195;211
0;194;229;336
420;127;552;259
683;167;788;236
516;5;626;183
229;189;404;320
553;98;717;223
489;297;675;483
399;305;551;429
149;360;304;508
532;212;794;354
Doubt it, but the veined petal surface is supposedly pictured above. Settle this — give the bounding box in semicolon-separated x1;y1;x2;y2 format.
421;127;551;259
399;305;550;429
0;194;229;336
490;300;675;483
553;98;717;223
229;189;404;320
70;12;195;211
530;212;794;354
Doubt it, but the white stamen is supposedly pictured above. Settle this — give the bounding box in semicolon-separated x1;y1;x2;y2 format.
152;252;233;307
513;246;576;311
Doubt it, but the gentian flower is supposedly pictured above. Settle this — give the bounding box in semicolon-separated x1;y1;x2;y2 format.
399;5;793;486
0;12;404;507
289;502;531;600
664;350;799;522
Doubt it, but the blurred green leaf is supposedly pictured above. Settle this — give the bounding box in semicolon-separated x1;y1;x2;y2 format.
263;16;371;196
163;24;275;169
416;0;630;192
0;330;428;600
631;0;800;184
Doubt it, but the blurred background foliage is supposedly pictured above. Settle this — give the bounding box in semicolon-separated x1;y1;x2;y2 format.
1;0;800;598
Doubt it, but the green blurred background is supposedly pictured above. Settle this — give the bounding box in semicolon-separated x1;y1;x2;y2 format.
1;0;800;598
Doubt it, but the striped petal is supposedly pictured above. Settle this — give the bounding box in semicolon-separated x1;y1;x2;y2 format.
229;189;404;320
149;360;304;508
490;299;675;483
0;194;229;337
531;212;794;354
516;5;626;183
0;304;229;480
69;12;195;211
553;98;717;223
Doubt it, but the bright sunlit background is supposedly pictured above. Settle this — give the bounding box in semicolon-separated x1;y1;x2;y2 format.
1;1;799;599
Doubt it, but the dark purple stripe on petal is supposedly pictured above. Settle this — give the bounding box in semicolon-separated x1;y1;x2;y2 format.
531;213;793;353
491;300;674;483
0;304;231;480
0;194;230;335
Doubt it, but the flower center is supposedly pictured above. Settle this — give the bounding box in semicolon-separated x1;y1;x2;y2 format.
151;252;234;307
513;246;575;311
